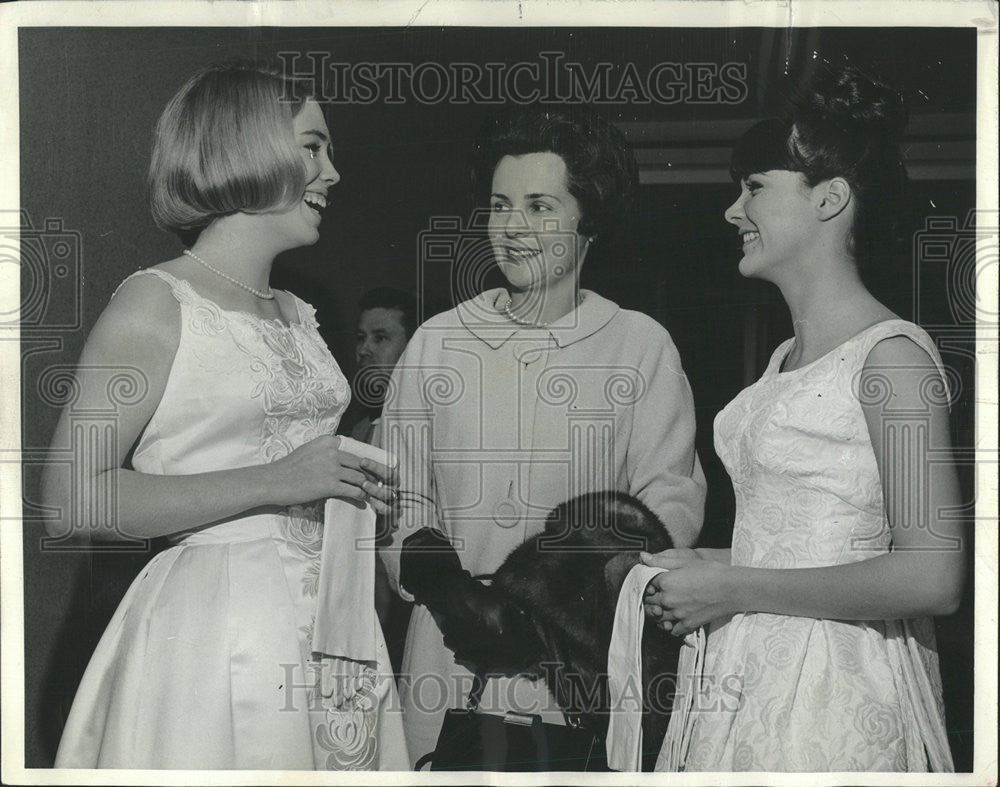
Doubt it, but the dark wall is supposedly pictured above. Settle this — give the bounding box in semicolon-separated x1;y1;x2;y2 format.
18;26;977;768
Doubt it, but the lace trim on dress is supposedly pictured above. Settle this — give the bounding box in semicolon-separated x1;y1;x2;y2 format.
118;267;319;329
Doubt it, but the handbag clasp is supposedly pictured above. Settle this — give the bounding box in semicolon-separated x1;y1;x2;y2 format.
502;711;536;727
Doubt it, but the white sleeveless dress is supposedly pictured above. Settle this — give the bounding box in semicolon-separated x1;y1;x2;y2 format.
661;320;954;772
55;269;408;770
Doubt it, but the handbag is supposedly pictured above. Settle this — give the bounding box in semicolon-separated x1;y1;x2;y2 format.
414;672;610;772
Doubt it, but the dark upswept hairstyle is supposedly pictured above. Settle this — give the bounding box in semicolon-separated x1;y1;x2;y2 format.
471;104;639;241
148;60;317;246
730;65;909;263
358;287;418;339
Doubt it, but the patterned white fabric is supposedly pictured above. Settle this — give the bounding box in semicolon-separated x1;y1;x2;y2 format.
672;319;954;772
55;269;407;770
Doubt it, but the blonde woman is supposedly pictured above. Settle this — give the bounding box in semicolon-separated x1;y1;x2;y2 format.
46;62;407;770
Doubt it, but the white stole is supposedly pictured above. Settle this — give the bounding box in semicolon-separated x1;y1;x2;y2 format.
606;563;705;772
311;436;392;668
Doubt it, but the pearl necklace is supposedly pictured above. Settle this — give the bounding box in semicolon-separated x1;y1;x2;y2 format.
503;298;550;328
182;249;274;300
502;295;584;328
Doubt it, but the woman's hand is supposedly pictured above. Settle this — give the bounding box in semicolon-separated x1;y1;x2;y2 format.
641;548;739;637
268;435;398;515
315;656;366;710
357;455;399;517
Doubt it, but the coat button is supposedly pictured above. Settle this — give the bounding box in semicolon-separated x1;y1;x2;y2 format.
492;499;521;528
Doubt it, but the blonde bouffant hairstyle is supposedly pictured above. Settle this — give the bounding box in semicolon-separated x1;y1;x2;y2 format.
148;60;315;244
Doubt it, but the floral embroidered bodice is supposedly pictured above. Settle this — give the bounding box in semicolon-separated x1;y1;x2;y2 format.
130;269;349;478
673;320;954;772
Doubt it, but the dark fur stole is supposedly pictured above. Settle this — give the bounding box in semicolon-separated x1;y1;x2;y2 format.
443;492;682;769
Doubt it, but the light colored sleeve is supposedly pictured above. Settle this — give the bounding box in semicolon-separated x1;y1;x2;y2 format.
626;327;706;547
378;330;440;601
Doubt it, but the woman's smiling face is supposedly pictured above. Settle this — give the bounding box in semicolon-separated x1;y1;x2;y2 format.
488;152;589;294
265;99;341;250
724;169;818;281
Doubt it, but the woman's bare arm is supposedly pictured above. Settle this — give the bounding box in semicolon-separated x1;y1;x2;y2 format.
643;338;966;634
41;275;393;542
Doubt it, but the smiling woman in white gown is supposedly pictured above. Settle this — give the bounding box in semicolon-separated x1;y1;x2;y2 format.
643;65;964;773
45;61;407;770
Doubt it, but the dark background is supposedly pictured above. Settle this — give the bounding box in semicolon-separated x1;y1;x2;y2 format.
18;26;977;769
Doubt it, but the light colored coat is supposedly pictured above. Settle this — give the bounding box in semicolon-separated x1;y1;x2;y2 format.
380;288;706;765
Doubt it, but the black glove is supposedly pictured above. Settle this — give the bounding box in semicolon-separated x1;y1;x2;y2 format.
439;580;542;671
400;528;543;670
400;528;469;613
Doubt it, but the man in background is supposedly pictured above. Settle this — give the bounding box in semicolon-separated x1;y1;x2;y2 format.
349;287;416;445
344;287;417;672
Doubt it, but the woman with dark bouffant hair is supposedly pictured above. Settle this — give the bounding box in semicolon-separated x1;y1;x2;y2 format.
44;61;407;770
644;66;964;772
379;104;707;766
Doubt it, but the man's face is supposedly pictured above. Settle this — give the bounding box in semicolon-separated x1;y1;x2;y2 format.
355;307;409;370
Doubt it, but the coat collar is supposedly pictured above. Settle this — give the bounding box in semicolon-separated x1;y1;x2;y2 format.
456;288;619;350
